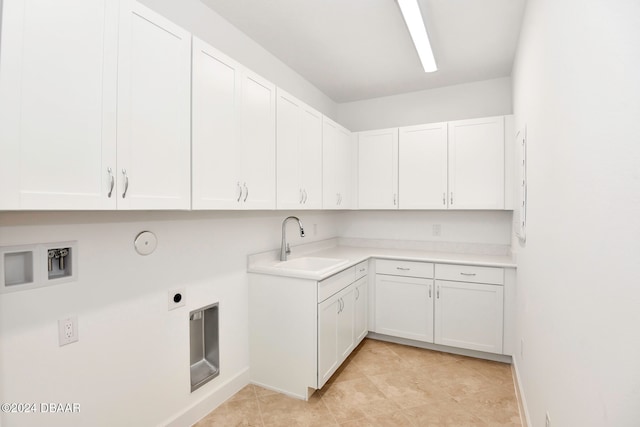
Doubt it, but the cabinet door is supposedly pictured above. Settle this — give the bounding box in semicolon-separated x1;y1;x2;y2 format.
192;38;242;209
318;296;339;388
337;286;355;361
322;118;352;209
0;0;118;210
239;70;276;209
276;90;302;209
354;277;368;344
116;1;191;210
276;90;322;210
399;123;448;209
375;274;433;342
358;129;398;209
448;117;505;209
434;280;504;354
299;106;323;209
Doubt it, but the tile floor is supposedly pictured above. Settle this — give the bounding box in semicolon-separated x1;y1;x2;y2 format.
195;339;522;426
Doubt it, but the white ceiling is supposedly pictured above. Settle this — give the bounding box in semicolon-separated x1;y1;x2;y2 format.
200;0;525;103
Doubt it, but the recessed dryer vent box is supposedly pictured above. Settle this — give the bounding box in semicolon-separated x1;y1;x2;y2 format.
190;303;220;392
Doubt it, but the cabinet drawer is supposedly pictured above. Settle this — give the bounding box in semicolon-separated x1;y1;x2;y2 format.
376;259;433;278
435;264;504;285
355;261;368;280
318;267;355;302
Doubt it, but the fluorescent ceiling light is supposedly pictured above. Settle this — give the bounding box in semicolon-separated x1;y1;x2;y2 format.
397;0;437;72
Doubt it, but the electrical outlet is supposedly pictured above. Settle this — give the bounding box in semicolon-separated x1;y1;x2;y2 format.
168;288;186;310
58;316;78;346
545;412;551;427
432;224;441;237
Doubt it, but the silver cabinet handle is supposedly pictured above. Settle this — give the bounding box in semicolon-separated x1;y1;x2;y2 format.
336;193;340;206
393;193;397;205
359;268;366;272
300;188;304;204
442;192;446;206
450;192;453;205
237;182;243;202
355;288;360;300
121;169;129;199
437;285;440;299
107;167;115;198
429;284;432;298
339;193;342;205
396;267;410;271
243;183;248;202
303;189;307;204
460;272;477;276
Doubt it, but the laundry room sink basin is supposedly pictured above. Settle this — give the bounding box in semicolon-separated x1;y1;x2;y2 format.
274;257;350;274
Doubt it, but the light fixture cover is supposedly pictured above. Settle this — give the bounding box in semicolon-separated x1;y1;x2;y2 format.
398;0;437;72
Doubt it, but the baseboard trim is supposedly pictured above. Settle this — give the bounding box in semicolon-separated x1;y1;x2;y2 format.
512;359;532;427
367;332;512;364
163;367;250;427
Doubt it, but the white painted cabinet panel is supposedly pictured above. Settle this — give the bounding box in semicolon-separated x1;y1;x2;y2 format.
358;129;398;209
116;1;191;210
276;90;322;209
337;286;356;360
0;0;119;209
322;117;352;209
375;274;434;342
448;116;505;209
434;280;504;354
354;277;368;343
191;39;242;209
399;123;448;209
239;71;276;209
318;295;340;388
192;38;276;210
318;281;356;388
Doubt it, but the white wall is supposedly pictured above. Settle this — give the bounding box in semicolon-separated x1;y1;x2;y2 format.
336;77;512;131
139;0;338;120
511;0;640;426
340;211;512;246
0;210;341;427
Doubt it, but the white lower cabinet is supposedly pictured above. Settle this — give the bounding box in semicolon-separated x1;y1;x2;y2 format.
375;274;433;342
318;282;357;387
249;264;368;399
374;260;505;355
434;280;504;354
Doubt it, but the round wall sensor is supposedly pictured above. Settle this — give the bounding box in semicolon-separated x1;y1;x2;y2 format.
134;231;157;255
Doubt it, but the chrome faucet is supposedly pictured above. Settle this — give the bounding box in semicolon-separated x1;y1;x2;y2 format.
280;216;305;261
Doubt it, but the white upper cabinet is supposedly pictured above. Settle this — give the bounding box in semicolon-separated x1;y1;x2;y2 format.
191;38;241;209
322;117;352;209
0;0;191;210
192;38;276;210
399;123;448;209
117;1;192;210
276;89;322;209
358;128;399;209
0;0;119;210
238;70;276;209
448;116;505;209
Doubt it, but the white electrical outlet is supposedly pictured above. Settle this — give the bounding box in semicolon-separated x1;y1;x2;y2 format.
58;316;78;346
168;288;186;310
432;224;442;237
545;412;551;427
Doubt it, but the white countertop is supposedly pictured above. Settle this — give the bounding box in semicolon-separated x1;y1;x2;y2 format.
248;239;516;281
